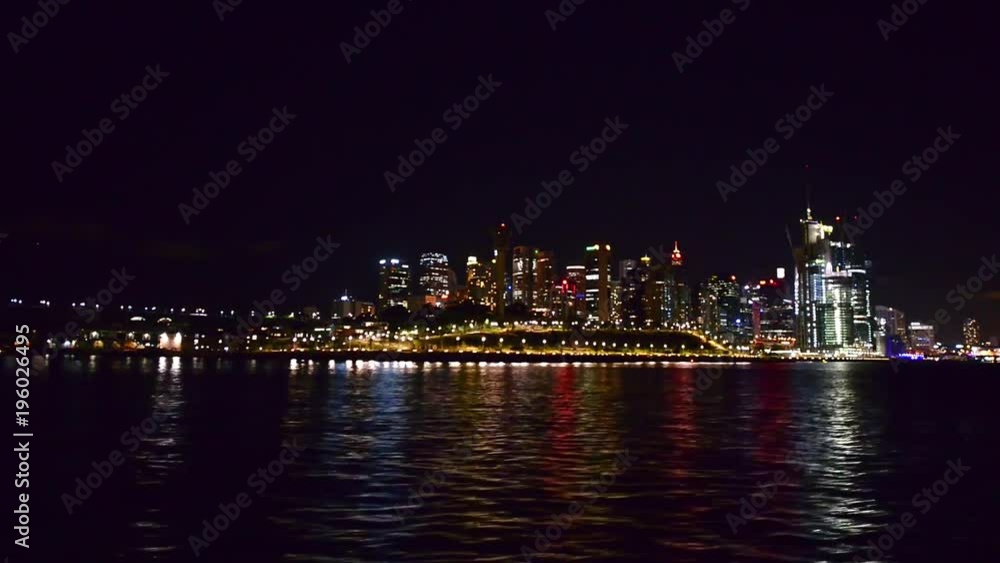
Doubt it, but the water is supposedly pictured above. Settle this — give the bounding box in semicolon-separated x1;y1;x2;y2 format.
21;356;998;562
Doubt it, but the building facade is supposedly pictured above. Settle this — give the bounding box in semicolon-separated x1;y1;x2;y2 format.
377;259;410;311
466;256;491;305
533;250;556;316
751;275;796;351
964;318;982;348
794;209;875;354
492;224;511;319
418;252;451;299
585;244;611;324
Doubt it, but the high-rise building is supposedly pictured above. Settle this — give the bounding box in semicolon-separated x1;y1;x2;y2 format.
492;224;511;319
817;272;855;349
640;255;664;327
377;258;410;311
875;306;907;339
418;252;450;299
964;318;982;348
795;208;832;351
751;275;796;351
875;305;907;356
794;208;871;353
671;241;683;267
831;219;876;348
610;280;623;325
512;246;535;308
533;250;556;316
700;275;743;345
908;322;936;355
619;259;641;327
565;265;587;320
585;244;611;324
663;242;692;329
466;256;491;305
616;256;664;327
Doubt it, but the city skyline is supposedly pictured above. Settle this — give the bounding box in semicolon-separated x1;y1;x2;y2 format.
5;2;999;561
4;2;997;344
9;202;993;353
5;207;991;352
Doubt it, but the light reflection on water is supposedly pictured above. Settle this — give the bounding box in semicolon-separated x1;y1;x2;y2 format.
26;357;997;562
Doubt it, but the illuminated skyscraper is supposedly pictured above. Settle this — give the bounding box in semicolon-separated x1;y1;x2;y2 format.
663;242;692;329
619;259;641;327
818;272;855;349
795;207;859;352
418;252;450;299
875;305;907;337
751;274;796;351
610;280;623;325
794;207;831;351
566;265;587;320
377;258;410;311
640;255;664;327
493;224;511;319
671;241;683;266
699;275;742;345
466;256;490;305
908;321;936;355
512;246;535;308
619;255;664;327
831;219;876;348
533;250;556;315
875;305;907;356
964;318;982;348
585;244;611;323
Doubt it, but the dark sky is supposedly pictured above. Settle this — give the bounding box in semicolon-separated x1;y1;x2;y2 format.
3;0;998;340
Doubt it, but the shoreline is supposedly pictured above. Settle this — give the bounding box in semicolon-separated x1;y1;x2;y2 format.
34;349;893;365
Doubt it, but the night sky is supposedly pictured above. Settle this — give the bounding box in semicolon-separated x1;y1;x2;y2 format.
3;0;998;340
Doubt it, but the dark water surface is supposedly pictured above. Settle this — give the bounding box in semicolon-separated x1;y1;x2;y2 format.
19;357;999;562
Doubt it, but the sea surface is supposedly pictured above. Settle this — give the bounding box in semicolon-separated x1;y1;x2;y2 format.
19;356;999;562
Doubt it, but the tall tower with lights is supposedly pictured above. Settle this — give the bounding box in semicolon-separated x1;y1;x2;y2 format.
377;259;410;311
664;241;691;328
492;224;511;320
585;244;611;324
